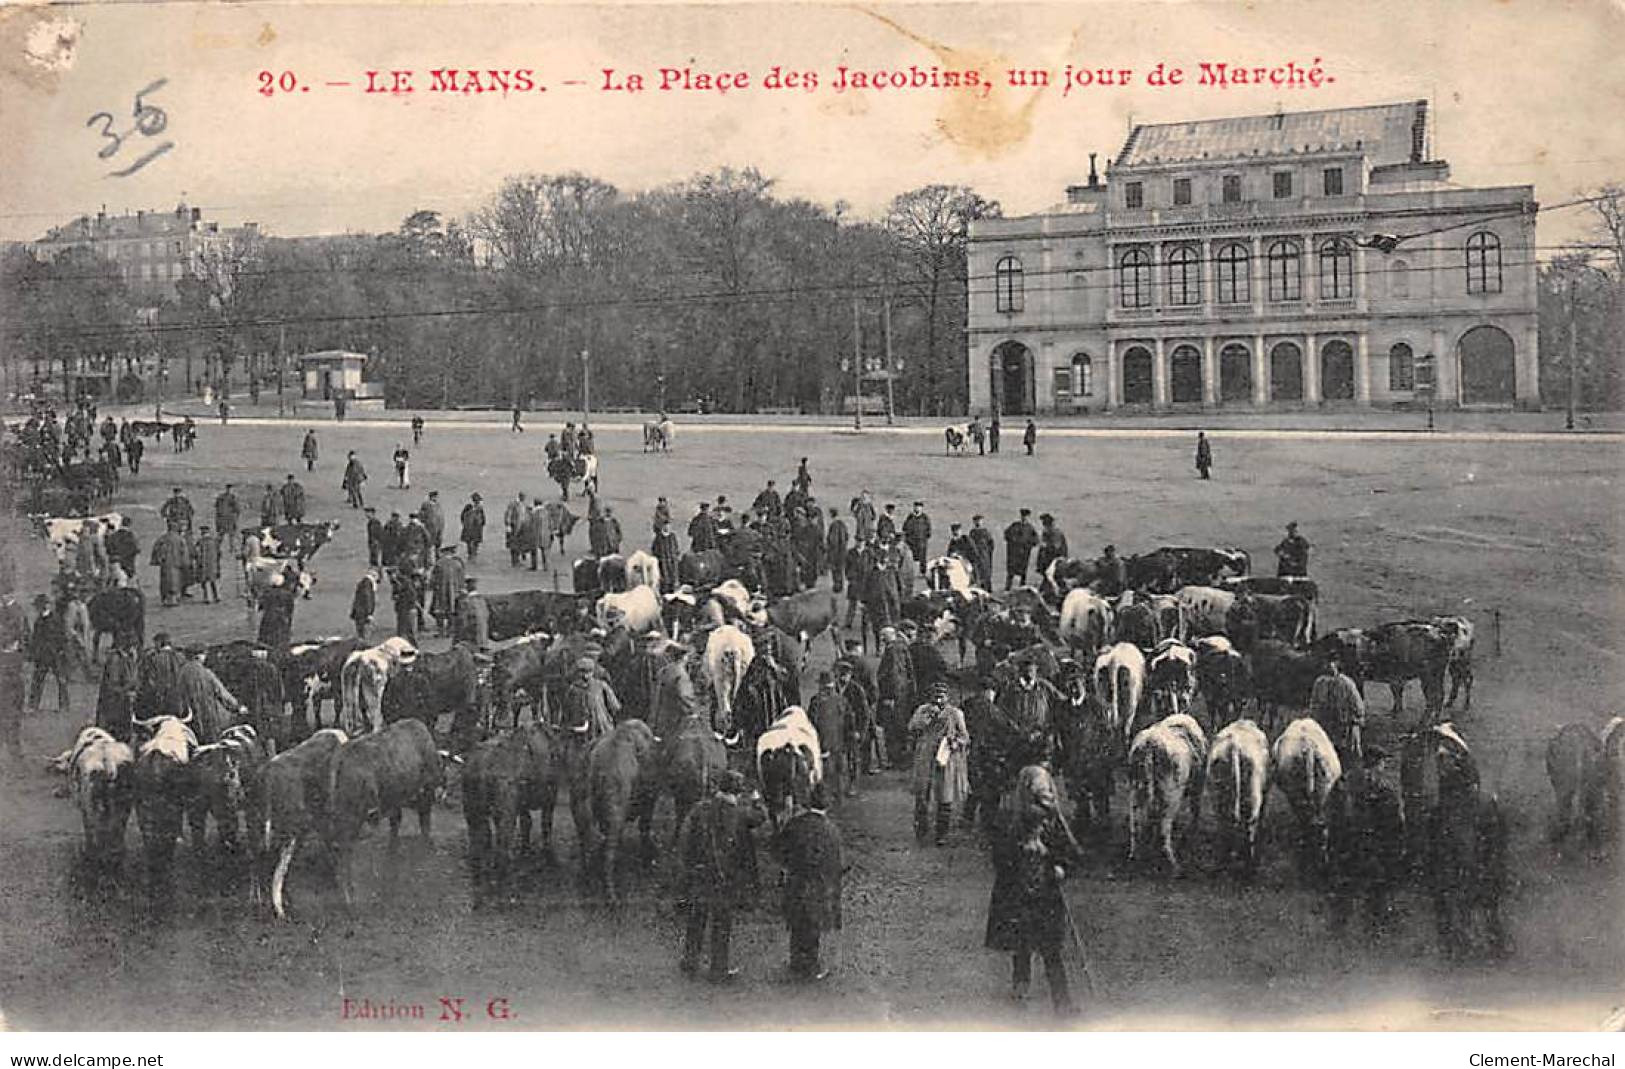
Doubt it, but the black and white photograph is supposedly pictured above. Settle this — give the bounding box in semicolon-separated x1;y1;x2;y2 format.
0;0;1623;1044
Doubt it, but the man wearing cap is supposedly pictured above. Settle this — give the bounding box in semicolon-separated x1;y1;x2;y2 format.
902;502;932;576
875;503;899;546
107;517;139;580
1095;544;1128;597
460;493;486;561
776;781;844;982
350;569;379;640
193;524;222;604
968;515;996;590
133;633;186;719
677;769;763;983
391;566;422;644
25;594;70;715
1275;522;1310;578
456;576;490;651
503;491;528;567
150;522;190;607
876;626;915;769
564;657;620;740
160;487;195;536
824;507;849;592
301;429;319;472
430;546;466;638
945;521;974;569
178;645;248;745
343;451;368;509
833;657;875;784
260;482;283;528
1310;653;1366;765
281;474;307;524
94;638;141;744
909;681;971;845
380;511;404;570
393;443;411;489
807;671;851;800
214;484;241;549
652;496;673;533
419;491;445;550
752;479;783;522
652;519;682;595
1035;514;1069;578
401;514;430;573
1004;509;1039;590
688;501;719;554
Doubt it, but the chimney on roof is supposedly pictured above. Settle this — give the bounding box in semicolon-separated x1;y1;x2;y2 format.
1088;152;1100;188
175;202;186;219
137;210;145;224
1411;99;1428;162
191;207;201;223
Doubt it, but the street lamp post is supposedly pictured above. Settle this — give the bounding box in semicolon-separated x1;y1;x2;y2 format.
850;298;862;432
580;348;591;426
1567;273;1579;431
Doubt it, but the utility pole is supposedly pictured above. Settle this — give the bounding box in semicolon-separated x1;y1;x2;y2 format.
883;295;895;425
277;324;287;418
1567;273;1578;431
580;348;591;427
851;299;862;431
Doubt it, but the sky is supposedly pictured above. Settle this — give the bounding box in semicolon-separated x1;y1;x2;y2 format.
2;0;1623;254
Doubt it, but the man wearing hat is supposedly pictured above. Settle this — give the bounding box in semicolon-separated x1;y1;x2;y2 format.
343;450;368;509
256;566;299;651
1004;509;1039;590
832;657;875;785
687;500;719;554
908;681;971;845
824;506;849;593
25;594;70;715
968;515;995;590
1326;744;1405;938
677;769;763;982
455;575;490;650
260;481;283;528
1095;544;1128;597
564;656;620;740
1035;513;1069;578
776;781;844;982
160;486;194;535
419;491;445;550
215;484;241;550
946;521;975;570
149;521;190;607
429;546;466;637
135;632;186;719
901;502;932;576
651;519;682;595
876;502;898;545
107;517;139;580
1275;522;1311;578
1310;652;1366;765
876;626;914;769
350;569;379;640
193;523;222;604
849;490;877;544
363;507;384;567
178;645;249;745
460;492;486;561
807;671;852;799
94;636;141;744
391;565;422;644
751;479;783;522
281;473;307;524
504;491;529;567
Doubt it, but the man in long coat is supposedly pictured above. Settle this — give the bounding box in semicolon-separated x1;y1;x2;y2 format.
429;547;466;636
504;492;529;566
902;503;932;576
280;475;306;524
419;491;445;549
1035;514;1069;577
350;570;378;640
688;501;719;554
824;508;849;592
805;671;850;800
850;491;877;544
150;525;190;607
1003;509;1039;590
301;429;319;472
95;642;141;743
160;487;195;535
842;540;870;633
455;577;490;651
260;482;283;527
1310;654;1366;764
652;521;683;595
777;784;844;982
256;572;298;651
342;452;367;509
193;525;222;603
136;633;187;718
876;627;914;769
392;568;422;644
652;656;703;739
677;770;762;982
26;595;71;713
178;648;247;745
460;493;486;561
401;516;431;573
908;682;970;845
214;485;241;549
522;502;553;571
968;515;996;590
985;781;1077;1014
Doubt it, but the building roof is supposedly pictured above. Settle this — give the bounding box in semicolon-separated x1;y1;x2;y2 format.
1115;100;1428;169
298;350;368;365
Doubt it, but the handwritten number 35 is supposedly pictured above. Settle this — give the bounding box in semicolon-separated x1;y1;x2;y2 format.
86;112;122;159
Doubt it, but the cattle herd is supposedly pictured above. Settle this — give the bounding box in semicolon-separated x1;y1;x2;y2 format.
15;414;1625;999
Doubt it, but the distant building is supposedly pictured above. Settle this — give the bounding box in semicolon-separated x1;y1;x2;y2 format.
298;350;384;405
966;100;1540;413
32;202;260;303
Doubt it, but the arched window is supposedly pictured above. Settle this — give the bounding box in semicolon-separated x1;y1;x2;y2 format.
1389;343;1415;391
1072;353;1094;397
1318;238;1354;299
1266;240;1302;302
995;256;1024;313
1389;259;1410;298
1167;245;1201;306
1216;243;1250;304
1119;248;1151;309
1465;232;1502;294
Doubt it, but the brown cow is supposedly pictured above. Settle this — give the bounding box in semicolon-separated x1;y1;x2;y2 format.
583;719;660;904
329;719;443;908
261;728;348;919
1545;722;1606;846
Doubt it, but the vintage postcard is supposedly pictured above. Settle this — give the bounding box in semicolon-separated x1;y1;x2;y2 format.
0;0;1622;1042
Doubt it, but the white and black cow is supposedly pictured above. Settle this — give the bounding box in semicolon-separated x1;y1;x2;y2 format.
1127;713;1208;875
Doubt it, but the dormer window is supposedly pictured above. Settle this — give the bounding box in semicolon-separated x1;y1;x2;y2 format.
1124;182;1144;209
1273;172;1294;199
1173;178;1192;206
1222;175;1242;203
1323;167;1344;196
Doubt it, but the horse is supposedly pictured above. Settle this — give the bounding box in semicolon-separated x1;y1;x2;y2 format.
944;426;966;456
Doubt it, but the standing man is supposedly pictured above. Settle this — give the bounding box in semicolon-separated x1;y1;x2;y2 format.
160;486;195;535
523;500;552;571
351;569;378;640
1023;419;1038;456
260;482;283;528
365;507;384;567
393;443;411;489
908;682;971;846
460;493;486;562
411;415;424;445
193;524;222;604
107;518;139;581
455;576;491;651
876;503;898;545
969;414;986;456
776;783;844;982
806;671;851;801
688;501;719;554
343;451;368;509
504;491;529;567
603;506;623;557
850;490;877;544
419;491;445;551
380;511;406;570
793;457;813;496
968;515;996;590
652;520;682;595
989;416;1002;455
94;640;140;744
945;522;975;569
1004;509;1039;590
825;507;849;593
177;646;248;745
125;432;144;476
392;567;421;643
1310;654;1366;765
984;785;1078;1015
677;769;762;983
1275;522;1311;578
1195;431;1213;480
511;403;525;433
25;595;71;715
902;502;932;576
256;571;298;651
1035;514;1069;578
752;479;783;521
214;484;241;550
301;429;319;473
429;546;466;637
843;539;870;636
150;523;190;607
281;474;306;524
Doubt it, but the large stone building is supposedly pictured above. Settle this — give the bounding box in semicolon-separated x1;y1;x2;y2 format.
33;202;260;304
966;100;1540;414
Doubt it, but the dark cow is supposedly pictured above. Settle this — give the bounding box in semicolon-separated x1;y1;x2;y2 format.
247;521;341;562
678;549;731;588
583;719;660;903
1244;593;1316;647
732;648;800;751
1220;575;1319;601
380;644;486;754
329;719;444;908
131;715;198;894
765;590;840;667
543;501;579;556
597;554;629;594
659;714;728;851
1325;760;1407;937
486;590;587;642
261;728;348;918
970;608;1048;675
187;725;268;858
1044;556;1103;601
1366;620;1452;721
1128;546;1250;593
1115;599;1159;650
489;633;553;728
89;587;145;659
1545;723;1607;846
573;557;603;596
284;636;365;736
1402;724;1509;959
1195;637;1251;730
462;724;569;904
1311;629;1371;696
1246;639;1328;734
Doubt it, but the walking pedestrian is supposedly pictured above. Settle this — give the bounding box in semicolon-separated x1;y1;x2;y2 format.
902;502;932;576
193;525;222;603
989;416;1002;454
1023;419;1038;456
908;682;970;845
1195;431;1212;480
411;415;425;445
1003;508;1039;589
214;484;241;549
301;429;319;472
280;474;306;524
393;444;411;489
342;451;368;508
460;493;486;561
511;404;525;433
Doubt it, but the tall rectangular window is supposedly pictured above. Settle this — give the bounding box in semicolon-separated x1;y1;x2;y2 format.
1173;178;1192;206
1222;175;1242;203
1124;182;1144;209
1323;167;1344;196
1273;172;1293;199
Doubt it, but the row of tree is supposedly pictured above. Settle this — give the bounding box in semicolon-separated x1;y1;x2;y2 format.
0;169;999;415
